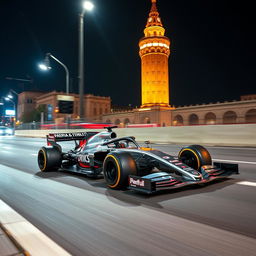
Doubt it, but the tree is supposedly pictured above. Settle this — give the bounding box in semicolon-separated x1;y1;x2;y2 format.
20;105;46;123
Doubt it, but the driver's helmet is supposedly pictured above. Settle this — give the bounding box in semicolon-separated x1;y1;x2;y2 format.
119;141;128;148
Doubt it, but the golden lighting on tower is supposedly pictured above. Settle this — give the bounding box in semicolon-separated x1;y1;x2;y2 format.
139;0;171;108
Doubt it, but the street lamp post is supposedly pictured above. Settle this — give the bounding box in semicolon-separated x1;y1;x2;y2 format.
9;89;18;97
6;89;19;122
78;1;94;119
39;53;70;94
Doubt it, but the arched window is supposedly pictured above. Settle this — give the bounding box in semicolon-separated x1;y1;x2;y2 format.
115;119;121;125
245;109;256;123
144;117;150;124
173;115;183;126
124;118;130;125
204;112;216;125
223;111;237;124
189;114;199;125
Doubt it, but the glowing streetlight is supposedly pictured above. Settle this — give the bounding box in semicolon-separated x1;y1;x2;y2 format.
4;97;16;128
83;1;94;11
78;1;94;118
39;53;69;94
38;63;51;71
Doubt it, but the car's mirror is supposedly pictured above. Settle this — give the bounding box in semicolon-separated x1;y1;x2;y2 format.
144;141;151;148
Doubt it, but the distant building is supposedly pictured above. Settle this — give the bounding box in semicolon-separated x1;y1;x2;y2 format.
241;94;256;101
102;0;256;126
171;100;256;125
18;91;111;123
18;91;45;121
103;0;174;126
139;0;170;108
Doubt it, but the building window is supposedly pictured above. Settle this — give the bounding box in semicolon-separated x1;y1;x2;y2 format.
189;114;199;125
204;112;216;125
223;111;237;124
173;115;184;126
245;109;256;123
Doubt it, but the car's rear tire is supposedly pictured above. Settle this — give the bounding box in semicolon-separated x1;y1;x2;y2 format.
38;146;62;172
103;152;137;189
178;145;212;171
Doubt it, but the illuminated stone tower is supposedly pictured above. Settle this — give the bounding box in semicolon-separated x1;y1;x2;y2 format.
139;0;171;108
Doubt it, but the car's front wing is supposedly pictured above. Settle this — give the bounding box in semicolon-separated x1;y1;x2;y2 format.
128;162;239;194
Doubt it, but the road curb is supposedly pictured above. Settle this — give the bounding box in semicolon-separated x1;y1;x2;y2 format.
0;199;71;256
0;222;30;256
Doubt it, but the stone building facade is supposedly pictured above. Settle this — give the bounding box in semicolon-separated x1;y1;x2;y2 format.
103;100;256;127
172;99;256;125
18;91;45;120
18;91;111;123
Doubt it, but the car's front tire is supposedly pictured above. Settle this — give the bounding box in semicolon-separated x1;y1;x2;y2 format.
103;152;137;189
38;146;62;172
178;145;212;171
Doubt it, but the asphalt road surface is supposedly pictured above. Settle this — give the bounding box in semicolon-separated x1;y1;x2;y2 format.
0;136;256;256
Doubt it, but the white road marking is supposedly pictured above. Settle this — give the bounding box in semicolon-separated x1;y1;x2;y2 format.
31;153;37;156
212;147;256;151
0;199;71;256
2;146;13;150
236;181;256;187
213;159;256;165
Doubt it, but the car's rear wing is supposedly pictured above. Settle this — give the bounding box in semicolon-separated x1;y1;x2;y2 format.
47;132;98;145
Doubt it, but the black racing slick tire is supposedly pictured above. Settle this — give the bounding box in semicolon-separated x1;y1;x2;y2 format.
38;146;62;172
103;152;137;189
178;145;212;171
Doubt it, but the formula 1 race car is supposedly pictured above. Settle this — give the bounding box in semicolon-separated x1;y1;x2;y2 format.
37;126;239;193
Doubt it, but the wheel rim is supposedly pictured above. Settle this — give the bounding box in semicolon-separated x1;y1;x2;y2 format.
105;161;118;184
180;151;199;170
38;150;46;170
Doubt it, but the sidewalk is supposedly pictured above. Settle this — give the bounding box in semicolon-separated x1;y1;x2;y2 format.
0;198;71;256
0;224;25;256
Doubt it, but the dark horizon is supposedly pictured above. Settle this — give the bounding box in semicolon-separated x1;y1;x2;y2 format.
0;0;255;110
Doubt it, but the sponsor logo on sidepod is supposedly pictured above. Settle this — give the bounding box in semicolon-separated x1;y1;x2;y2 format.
129;177;145;187
170;160;179;163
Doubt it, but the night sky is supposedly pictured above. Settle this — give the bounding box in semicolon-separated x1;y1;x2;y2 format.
0;0;255;110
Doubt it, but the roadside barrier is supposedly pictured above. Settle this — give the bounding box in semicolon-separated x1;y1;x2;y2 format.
14;124;256;147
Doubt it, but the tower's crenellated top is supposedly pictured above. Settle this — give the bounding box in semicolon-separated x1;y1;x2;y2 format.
146;0;163;28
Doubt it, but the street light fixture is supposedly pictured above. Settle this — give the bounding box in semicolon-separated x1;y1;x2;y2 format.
38;63;50;71
78;1;94;119
9;89;19;97
4;96;16;129
39;53;69;94
83;1;94;11
5;96;15;110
